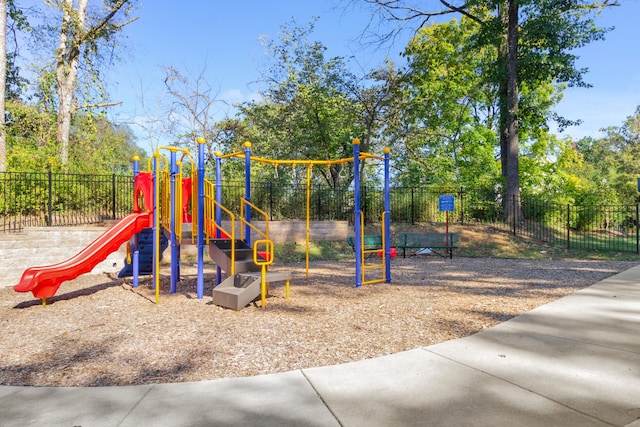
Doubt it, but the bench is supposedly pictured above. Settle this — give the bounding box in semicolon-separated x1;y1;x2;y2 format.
396;232;459;259
347;234;382;251
347;235;397;258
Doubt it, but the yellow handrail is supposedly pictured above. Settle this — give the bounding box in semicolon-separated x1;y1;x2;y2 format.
240;198;269;242
202;178;237;275
160;169;171;233
253;239;274;307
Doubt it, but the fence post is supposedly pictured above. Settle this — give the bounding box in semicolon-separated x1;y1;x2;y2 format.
458;187;464;225
363;185;367;225
47;169;53;227
411;187;415;225
566;204;571;250
111;174;117;220
269;181;274;221
634;203;640;254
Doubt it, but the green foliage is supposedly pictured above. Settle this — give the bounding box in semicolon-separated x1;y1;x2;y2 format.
237;19;389;191
67;113;144;174
393;16;501;188
5;100;143;173
5;100;58;171
576;106;640;204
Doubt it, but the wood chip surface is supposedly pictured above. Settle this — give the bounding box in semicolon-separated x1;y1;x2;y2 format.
1;257;636;387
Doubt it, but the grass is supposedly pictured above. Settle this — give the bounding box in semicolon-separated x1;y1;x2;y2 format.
273;224;640;263
180;224;640;265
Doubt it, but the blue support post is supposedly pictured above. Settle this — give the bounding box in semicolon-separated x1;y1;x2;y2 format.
170;150;178;294
353;138;362;288
196;139;206;299
152;155;159;291
384;148;391;283
132;156;140;288
215;153;223;285
243;142;252;247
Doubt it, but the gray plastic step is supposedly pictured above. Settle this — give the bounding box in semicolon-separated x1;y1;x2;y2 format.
209;239;261;274
212;271;292;310
212;273;262;310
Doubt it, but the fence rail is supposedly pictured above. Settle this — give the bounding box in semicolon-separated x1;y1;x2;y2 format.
2;172;638;255
1;171;134;232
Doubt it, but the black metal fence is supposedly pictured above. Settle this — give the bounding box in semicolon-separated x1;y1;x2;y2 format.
1;171;134;232
2;172;639;254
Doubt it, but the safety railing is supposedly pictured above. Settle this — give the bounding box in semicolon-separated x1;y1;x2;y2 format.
240;198;270;242
253;239;274;307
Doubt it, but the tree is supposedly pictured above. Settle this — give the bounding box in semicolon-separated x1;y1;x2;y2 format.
5;99;58;171
0;0;6;172
239;20;391;190
355;0;615;222
0;0;27;172
51;0;138;168
577;106;640;204
162;63;228;158
394;16;500;188
68;113;142;173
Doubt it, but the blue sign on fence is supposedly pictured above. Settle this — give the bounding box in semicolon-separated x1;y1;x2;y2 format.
439;194;455;212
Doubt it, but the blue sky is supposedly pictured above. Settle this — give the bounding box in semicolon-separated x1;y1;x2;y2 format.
106;0;640;151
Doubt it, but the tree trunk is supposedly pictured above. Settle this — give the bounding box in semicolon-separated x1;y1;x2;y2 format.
55;0;88;168
0;0;6;172
497;3;508;178
504;0;521;223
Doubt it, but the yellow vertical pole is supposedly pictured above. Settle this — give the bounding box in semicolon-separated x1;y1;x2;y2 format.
261;264;267;307
305;164;312;278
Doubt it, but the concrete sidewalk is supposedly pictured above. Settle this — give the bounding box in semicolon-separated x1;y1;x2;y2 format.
1;266;639;427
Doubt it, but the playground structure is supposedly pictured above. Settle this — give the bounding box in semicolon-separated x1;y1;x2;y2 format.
12;138;391;308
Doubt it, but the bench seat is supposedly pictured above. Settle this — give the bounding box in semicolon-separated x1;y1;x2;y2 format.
347;234;383;251
397;232;458;259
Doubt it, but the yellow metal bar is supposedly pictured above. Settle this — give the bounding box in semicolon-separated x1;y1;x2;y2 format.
210;200;236;275
253;239;274;307
203;179;215;244
248;155;352;167
190;170;198;244
240;199;269;241
175;163;183;244
216;150;245;160
305;164;312;279
359;211;387;285
358;153;385;161
221;144;382;166
147;153;169;173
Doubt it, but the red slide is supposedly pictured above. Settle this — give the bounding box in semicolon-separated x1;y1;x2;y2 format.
13;212;152;300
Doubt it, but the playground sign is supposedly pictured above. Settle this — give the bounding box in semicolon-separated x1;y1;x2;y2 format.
439;194;455;212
